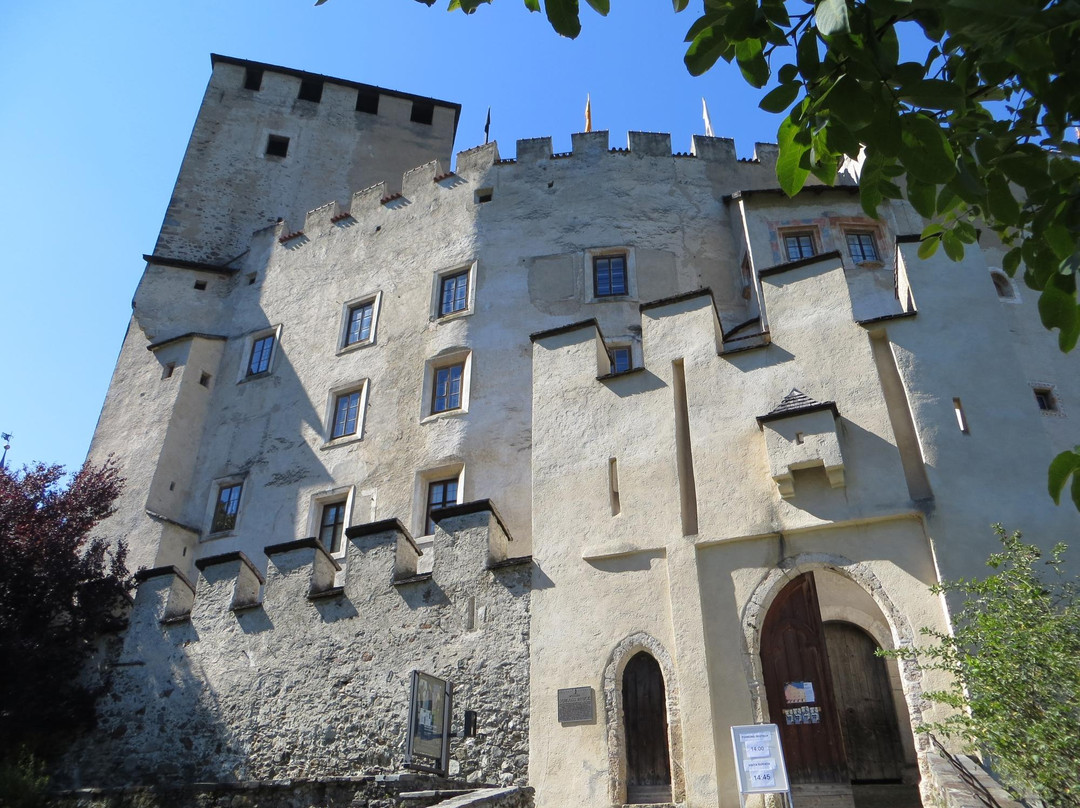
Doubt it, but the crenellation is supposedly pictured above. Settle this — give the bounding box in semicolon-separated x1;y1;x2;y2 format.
690;134;737;162
402;160;445;200
626;130;671;157
571;129;609;156
515;136;553;162
455;141;500;178
264;537;341;601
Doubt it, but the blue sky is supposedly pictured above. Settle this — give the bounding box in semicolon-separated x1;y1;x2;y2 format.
1;0;784;472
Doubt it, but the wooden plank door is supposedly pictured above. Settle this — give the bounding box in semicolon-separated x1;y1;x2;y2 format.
824;622;905;782
623;651;672;804
761;573;849;784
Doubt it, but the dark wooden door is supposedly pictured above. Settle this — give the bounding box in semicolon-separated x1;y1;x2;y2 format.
623;651;672;803
824;622;905;782
761;573;849;784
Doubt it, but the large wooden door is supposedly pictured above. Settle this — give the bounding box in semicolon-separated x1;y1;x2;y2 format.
761;573;849;783
623;651;672;804
824;622;905;782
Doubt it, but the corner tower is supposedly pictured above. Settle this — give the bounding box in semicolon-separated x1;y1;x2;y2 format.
154;55;460;264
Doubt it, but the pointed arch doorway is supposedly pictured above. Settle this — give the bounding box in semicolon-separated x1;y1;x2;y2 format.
622;651;672;804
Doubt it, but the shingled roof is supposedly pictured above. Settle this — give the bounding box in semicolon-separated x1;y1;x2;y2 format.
756;388;839;424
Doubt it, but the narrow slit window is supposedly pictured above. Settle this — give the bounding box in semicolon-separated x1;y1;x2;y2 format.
161;363;176;380
953;398;970;434
609;457;621;516
199;372;212;388
1033;386;1058;412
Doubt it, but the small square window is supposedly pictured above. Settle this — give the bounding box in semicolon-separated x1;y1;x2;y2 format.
298;78;323;103
211;482;243;533
475;189;493;204
266;135;289;158
199;372;212;388
783;231;816;261
425;477;459;534
432;363;464;413
331;389;363;439
243;67;263;91
1034;387;1059;412
318;501;347;553
193;279;208;290
594;255;628;297
846;231;880;263
356;88;379;114
609;347;632;374
439;271;470;317
345;301;374;346
411;100;434;125
248;335;274;376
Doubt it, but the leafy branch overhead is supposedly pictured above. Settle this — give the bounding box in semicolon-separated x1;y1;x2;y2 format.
324;0;1080;508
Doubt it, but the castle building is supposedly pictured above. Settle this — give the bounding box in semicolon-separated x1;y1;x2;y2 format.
70;55;1079;808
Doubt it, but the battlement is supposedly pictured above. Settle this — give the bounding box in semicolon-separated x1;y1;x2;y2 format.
275;131;784;242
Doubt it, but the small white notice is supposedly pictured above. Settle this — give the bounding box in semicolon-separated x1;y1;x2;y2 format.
730;724;790;797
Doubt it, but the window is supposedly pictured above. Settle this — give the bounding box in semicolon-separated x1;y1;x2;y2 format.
266;135;289;158
411;100;434;125
248;335;274;376
846;231;880;263
318;501;347;553
425;477;459;534
211;483;243;533
475;188;493;204
609;346;632;374
356;88;379;114
432;363;464;413
345;301;374;346
243;67;263;91
439;271;469;317
1033;386;1060;413
783;231;816;261
298;78;323;102
331;390;363;438
593;254;628;297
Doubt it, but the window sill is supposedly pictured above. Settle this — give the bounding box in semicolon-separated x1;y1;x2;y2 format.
421;408;467;425
202;530;236;542
321;435;363;450
433;309;473;324
854;260;884;270
336;340;375;356
238;371;272;385
587;294;633;304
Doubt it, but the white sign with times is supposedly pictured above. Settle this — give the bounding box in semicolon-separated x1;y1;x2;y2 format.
730;724;790;795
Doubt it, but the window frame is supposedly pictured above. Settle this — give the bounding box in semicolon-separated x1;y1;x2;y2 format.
1031;383;1064;417
432;362;465;414
780;229;818;262
323;380;369;446
238;325;282;383
608;345;633;374
305;486;356;560
593;253;629;298
422;350;472;421
845;230;882;264
317;500;348;554
339;292;382;352
431;263;477;322
439;270;470;318
205;476;247;539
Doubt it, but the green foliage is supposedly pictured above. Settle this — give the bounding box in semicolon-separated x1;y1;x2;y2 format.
0;749;49;808
893;527;1080;806
0;460;131;760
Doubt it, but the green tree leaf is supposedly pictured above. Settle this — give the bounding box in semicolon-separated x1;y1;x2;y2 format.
815;0;850;35
759;82;801;113
777;115;811;197
544;0;581;38
684;24;728;76
584;0;608;15
1038;277;1080;352
1048;449;1080;505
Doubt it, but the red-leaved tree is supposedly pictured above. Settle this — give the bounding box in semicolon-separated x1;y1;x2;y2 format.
0;460;131;758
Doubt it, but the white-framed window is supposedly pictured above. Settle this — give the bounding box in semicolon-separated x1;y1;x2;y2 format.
205;474;247;538
323;380;369;445
585;247;635;302
339;291;382;352
238;325;282;382
304;486;356;558
431;262;477;321
421;350;472;421
413;464;465;538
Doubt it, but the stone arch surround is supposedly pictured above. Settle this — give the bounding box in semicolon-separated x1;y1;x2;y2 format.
738;553;929;757
602;632;687;806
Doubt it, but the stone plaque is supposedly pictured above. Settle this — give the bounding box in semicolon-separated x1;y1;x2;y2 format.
557;686;595;723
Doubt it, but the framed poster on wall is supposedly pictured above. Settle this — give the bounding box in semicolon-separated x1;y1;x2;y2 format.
404;670;453;776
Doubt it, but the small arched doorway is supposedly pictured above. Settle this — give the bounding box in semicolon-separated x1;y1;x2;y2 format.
622;651;672;804
824;622;905;783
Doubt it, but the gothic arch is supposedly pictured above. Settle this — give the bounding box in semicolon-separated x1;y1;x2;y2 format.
602;632;686;805
738;553;929;755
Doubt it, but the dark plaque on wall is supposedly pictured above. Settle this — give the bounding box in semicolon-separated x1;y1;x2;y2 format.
557;686;595;724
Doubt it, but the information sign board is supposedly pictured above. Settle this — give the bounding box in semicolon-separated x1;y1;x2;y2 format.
730;723;791;795
557;687;595;723
404;670;453;776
